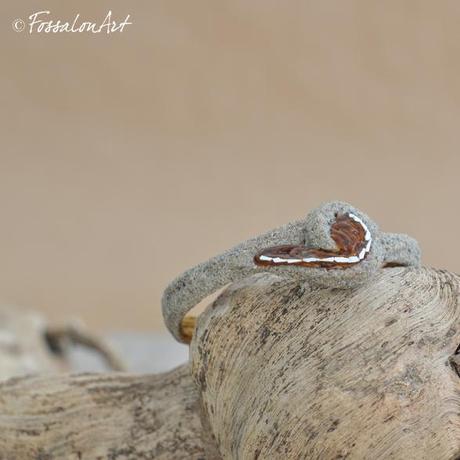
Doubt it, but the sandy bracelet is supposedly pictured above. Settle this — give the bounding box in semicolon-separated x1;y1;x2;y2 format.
162;201;421;343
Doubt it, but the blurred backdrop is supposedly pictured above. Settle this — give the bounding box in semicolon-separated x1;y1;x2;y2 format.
1;1;459;332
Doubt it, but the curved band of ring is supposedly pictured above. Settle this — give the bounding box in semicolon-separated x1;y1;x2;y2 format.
162;201;421;343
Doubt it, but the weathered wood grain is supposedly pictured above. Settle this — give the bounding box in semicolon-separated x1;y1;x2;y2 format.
191;268;460;459
2;267;460;459
0;364;209;460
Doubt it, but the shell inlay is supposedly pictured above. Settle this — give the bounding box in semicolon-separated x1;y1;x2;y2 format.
254;213;372;269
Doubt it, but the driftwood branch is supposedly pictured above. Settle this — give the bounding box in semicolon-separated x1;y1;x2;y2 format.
0;364;211;460
45;323;125;371
0;267;459;458
191;268;460;459
0;305;125;381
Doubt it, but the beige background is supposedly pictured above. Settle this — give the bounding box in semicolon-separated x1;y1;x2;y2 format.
0;1;459;332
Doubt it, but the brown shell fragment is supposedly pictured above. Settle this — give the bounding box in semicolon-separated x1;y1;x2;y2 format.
254;213;368;269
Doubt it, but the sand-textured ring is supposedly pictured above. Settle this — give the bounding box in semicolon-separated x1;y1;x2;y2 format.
162;201;421;343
